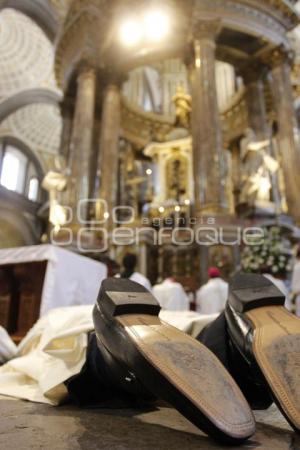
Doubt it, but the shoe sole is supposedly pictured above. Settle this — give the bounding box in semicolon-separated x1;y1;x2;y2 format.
115;313;255;443
246;306;300;431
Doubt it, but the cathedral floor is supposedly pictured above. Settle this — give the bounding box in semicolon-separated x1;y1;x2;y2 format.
0;397;298;450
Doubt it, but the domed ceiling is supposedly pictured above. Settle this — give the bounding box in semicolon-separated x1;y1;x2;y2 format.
0;7;63;169
0;8;59;100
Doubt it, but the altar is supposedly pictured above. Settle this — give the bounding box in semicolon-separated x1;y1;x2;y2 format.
0;245;107;340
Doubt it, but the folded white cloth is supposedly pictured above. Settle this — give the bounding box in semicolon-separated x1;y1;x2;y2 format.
0;306;94;405
0;306;217;405
160;311;218;338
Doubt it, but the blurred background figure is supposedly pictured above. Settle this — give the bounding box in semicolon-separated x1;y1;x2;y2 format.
153;272;189;311
120;253;152;291
107;259;121;278
291;248;300;316
196;267;228;315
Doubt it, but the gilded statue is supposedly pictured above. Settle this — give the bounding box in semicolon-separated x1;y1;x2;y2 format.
172;85;191;129
166;151;188;201
239;128;278;205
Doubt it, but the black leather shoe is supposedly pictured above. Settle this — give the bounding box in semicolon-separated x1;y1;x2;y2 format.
225;273;300;433
197;312;273;410
93;278;255;444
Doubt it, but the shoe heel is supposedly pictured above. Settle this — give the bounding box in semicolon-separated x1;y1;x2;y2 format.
229;273;285;313
97;278;161;318
246;306;300;432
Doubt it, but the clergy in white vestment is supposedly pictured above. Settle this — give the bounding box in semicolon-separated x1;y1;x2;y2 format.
153;277;189;311
263;273;291;311
196;267;228;315
119;253;152;291
291;249;300;316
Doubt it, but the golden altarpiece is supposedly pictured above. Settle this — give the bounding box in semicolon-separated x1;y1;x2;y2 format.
48;0;300;290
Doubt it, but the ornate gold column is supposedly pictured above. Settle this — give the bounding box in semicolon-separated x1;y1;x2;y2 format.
189;21;228;216
98;82;121;226
268;48;300;223
243;69;268;140
68;67;96;224
244;68;280;209
231;141;242;208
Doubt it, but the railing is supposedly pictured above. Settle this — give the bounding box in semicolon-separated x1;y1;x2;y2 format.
121;87;248;147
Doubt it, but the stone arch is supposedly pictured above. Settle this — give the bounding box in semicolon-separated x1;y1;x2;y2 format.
0;89;62;124
0;134;45;180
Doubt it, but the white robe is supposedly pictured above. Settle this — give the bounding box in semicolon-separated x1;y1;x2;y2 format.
115;272;152;291
129;272;152;291
196;278;228;315
263;274;291;311
153;279;189;311
0;306;217;405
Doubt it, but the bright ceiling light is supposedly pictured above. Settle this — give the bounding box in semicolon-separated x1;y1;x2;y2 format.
158;206;165;213
120;20;142;46
175;205;181;212
144;10;170;42
146;168;152;175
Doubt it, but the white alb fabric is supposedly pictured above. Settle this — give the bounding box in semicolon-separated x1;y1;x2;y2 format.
0;245;107;316
160;310;218;338
0;306;217;405
0;306;94;405
129;272;152;291
263;274;288;296
196;278;228;315
153;279;189;311
263;273;292;311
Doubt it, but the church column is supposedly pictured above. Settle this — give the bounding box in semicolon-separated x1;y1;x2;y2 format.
231;141;242;209
245;69;280;209
68;67;96;224
188;21;227;216
60;97;73;162
243;69;268;140
268;48;300;223
98;82;121;228
241;65;282;212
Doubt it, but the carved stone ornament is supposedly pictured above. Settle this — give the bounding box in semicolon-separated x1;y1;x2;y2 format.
193;19;222;41
261;45;295;69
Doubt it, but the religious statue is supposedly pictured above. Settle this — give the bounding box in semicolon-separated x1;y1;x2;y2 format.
172;85;191;129
239;128;279;206
42;156;68;229
247;167;272;202
240;127;274;163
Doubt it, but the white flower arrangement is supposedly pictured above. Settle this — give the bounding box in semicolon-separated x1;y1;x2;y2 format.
241;227;292;276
